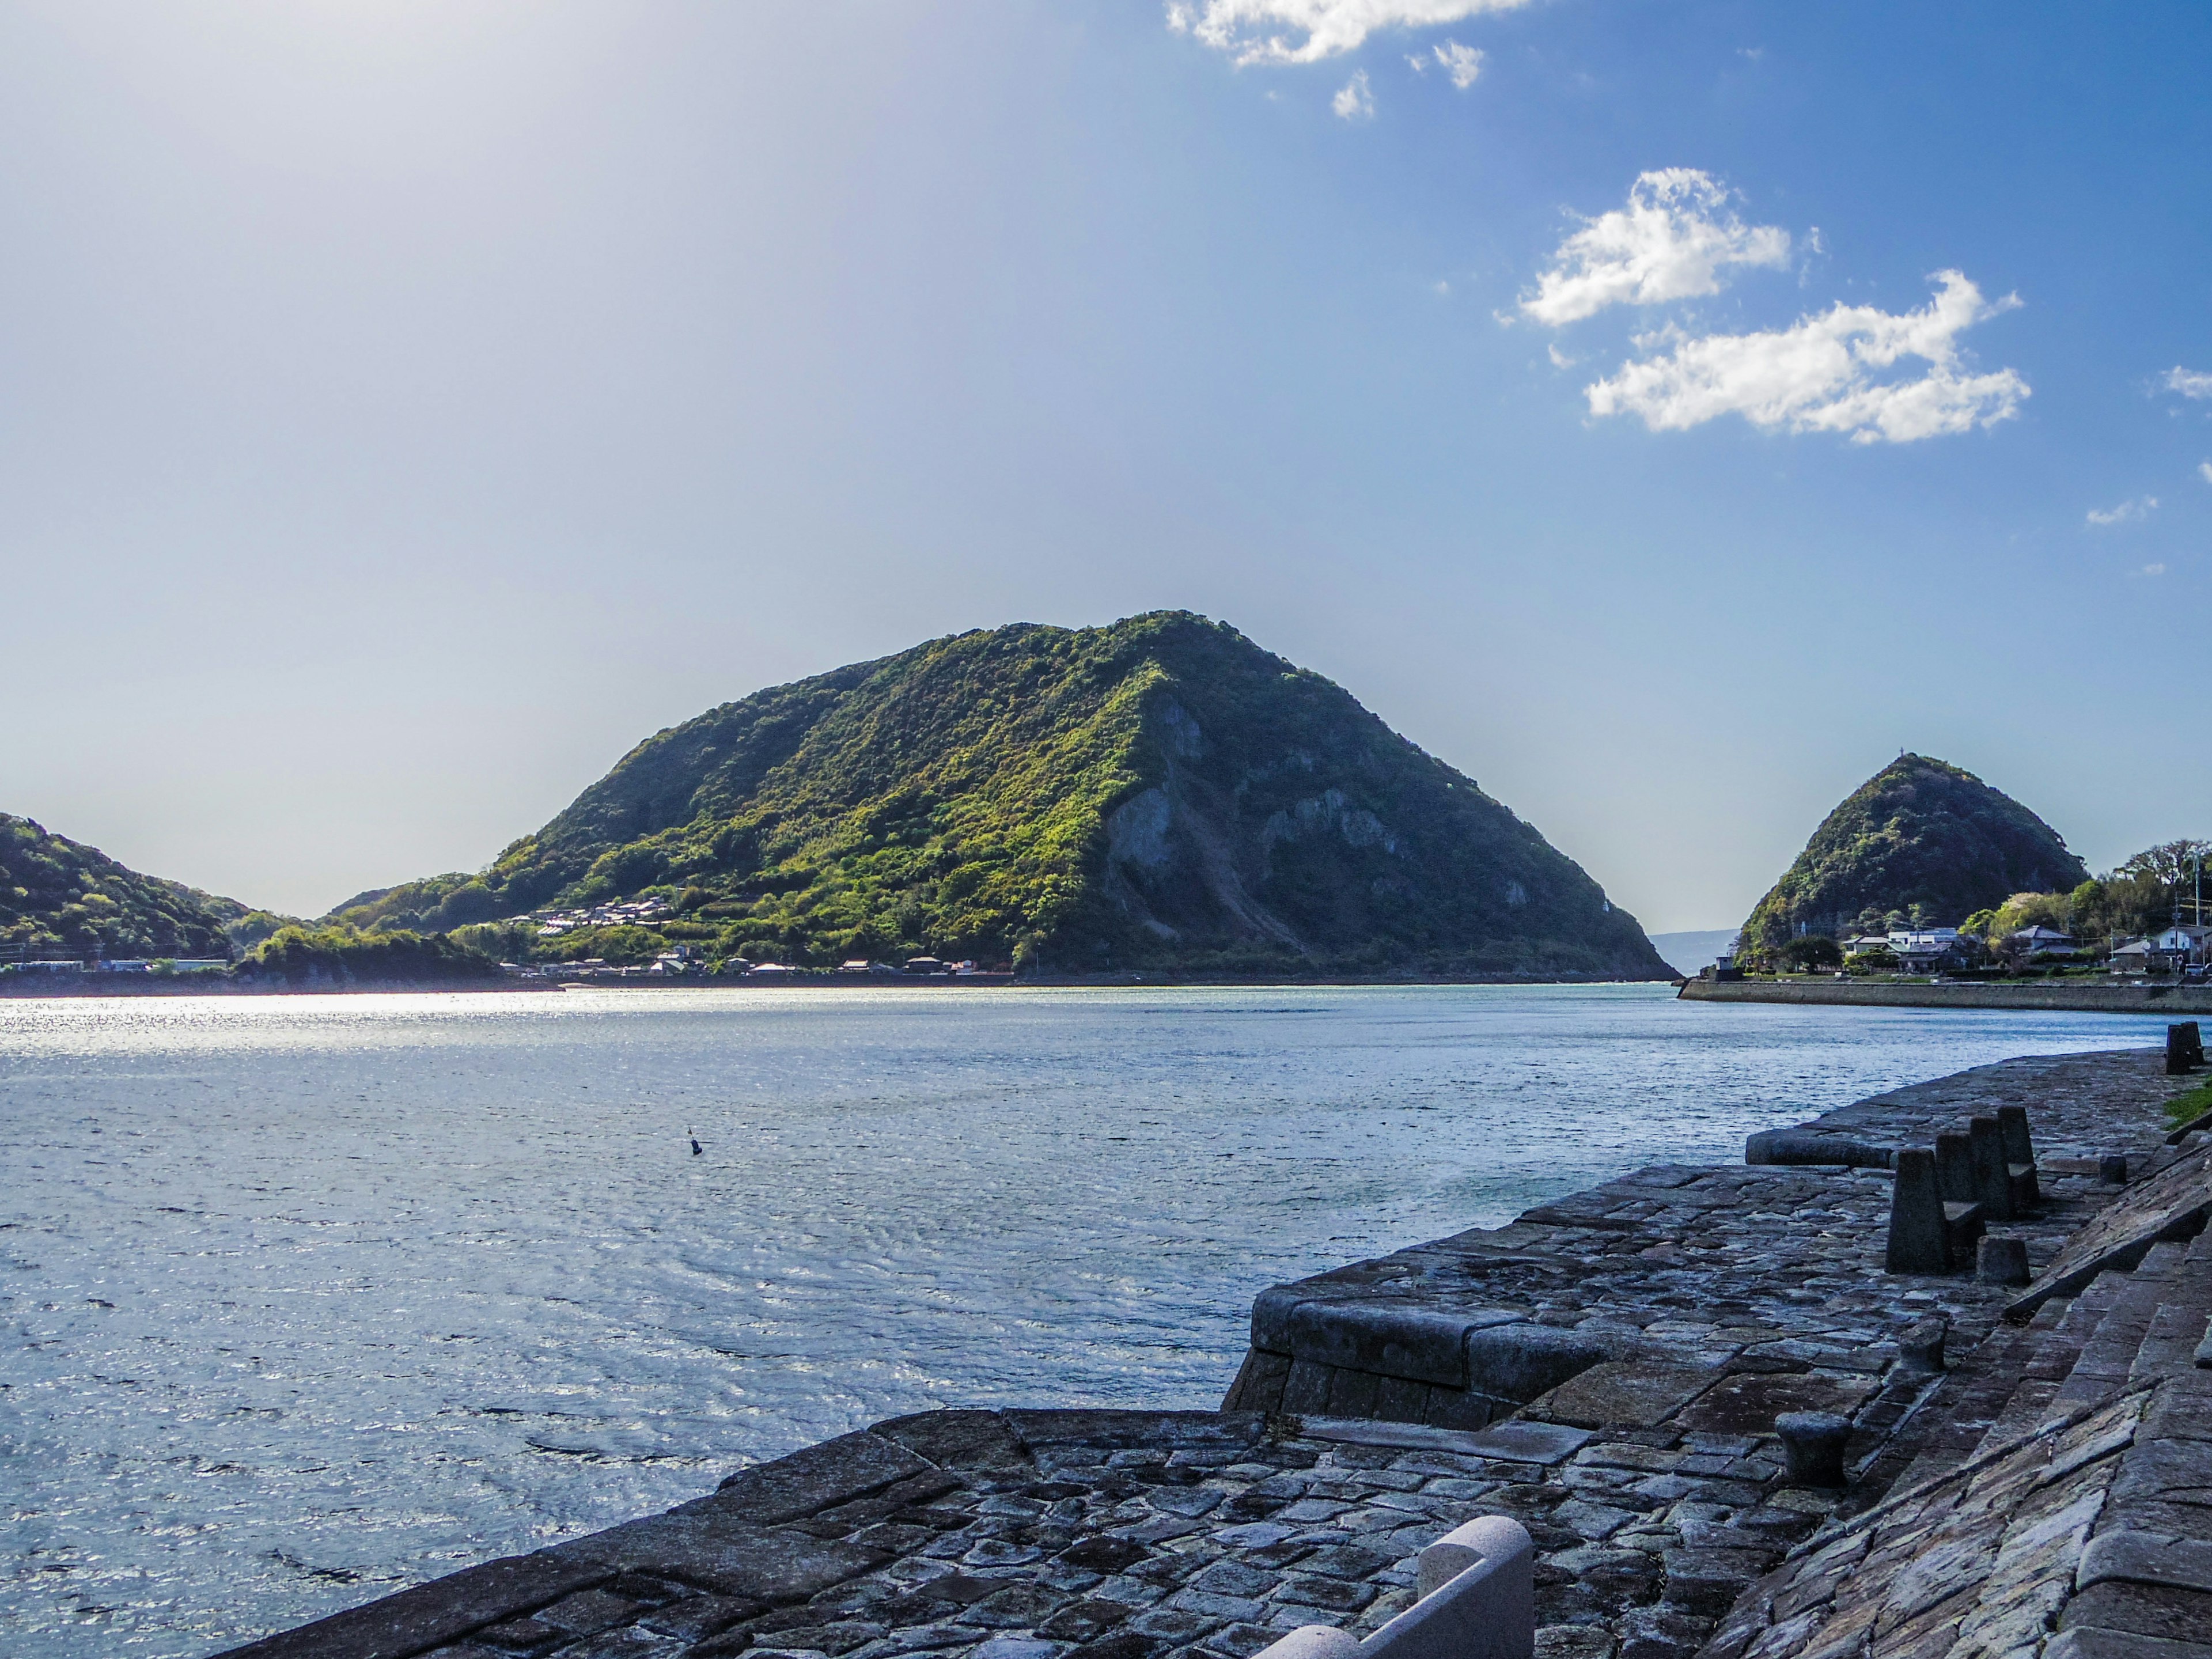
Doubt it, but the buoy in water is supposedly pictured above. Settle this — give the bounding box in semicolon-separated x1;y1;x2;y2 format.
690;1137;703;1156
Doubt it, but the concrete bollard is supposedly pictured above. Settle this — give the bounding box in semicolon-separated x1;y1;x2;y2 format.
1417;1516;1535;1600
1253;1517;1537;1659
2099;1154;2130;1185
1897;1316;1947;1374
1885;1149;1949;1274
1934;1131;1975;1202
1976;1236;2031;1286
2167;1023;2201;1076
1379;1517;1535;1659
1775;1412;1851;1487
1996;1105;2040;1208
1969;1116;2014;1221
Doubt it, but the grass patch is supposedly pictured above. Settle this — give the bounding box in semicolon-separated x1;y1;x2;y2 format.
2161;1077;2212;1131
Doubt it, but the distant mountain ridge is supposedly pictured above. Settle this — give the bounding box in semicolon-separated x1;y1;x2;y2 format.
1740;753;2088;951
340;612;1673;979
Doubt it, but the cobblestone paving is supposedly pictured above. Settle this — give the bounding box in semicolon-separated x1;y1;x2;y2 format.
223;1047;2205;1659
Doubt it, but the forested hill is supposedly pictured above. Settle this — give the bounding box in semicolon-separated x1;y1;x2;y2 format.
1740;753;2088;951
339;612;1673;979
1;814;249;960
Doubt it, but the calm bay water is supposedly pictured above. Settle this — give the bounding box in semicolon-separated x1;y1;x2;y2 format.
0;983;2166;1656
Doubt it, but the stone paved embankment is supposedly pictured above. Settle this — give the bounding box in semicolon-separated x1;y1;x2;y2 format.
1679;980;2212;1016
218;1047;2212;1659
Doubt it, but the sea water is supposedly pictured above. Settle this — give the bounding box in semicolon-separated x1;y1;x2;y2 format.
0;984;2166;1656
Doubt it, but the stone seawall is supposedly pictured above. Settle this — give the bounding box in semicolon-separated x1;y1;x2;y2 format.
1678;978;2212;1015
214;1047;2212;1659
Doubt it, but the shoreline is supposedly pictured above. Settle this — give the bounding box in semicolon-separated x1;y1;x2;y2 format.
1680;975;2212;1016
0;971;1681;999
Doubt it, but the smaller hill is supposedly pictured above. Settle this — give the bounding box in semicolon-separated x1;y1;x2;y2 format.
1740;755;2088;953
1;815;252;961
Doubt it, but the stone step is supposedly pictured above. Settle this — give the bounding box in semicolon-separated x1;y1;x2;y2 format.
2052;1272;2130;1339
2052;1271;2174;1410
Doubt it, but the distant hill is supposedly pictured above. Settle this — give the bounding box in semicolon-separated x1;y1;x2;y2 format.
1740;754;2088;953
340;612;1673;979
1;814;252;960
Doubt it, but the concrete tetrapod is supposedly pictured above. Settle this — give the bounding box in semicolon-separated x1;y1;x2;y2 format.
1251;1517;1535;1659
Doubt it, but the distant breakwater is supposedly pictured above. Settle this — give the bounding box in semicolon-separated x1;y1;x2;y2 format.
1679;977;2212;1016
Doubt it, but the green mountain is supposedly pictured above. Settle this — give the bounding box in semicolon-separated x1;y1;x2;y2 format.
338;612;1672;979
1740;753;2088;952
1;814;247;960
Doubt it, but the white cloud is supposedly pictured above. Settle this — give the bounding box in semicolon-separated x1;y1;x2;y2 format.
2143;563;2168;577
2199;460;2212;484
1332;69;1374;118
1520;170;1792;326
1547;343;1577;369
1584;271;2029;445
2163;366;2212;399
1433;40;1483;86
1166;0;1527;65
2087;495;2158;526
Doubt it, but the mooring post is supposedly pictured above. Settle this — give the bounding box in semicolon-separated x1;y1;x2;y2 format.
1886;1149;1949;1274
1775;1412;1851;1487
1934;1131;1975;1202
1976;1236;2031;1285
1995;1105;2039;1207
1897;1316;1948;1374
1969;1116;2014;1221
2168;1022;2199;1076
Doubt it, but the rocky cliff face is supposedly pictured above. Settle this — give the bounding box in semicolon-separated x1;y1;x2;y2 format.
1740;753;2088;950
338;612;1672;979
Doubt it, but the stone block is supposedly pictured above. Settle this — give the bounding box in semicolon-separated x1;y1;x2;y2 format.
2063;1581;2212;1646
1660;1548;1770;1613
1223;1353;1294;1415
1374;1376;1429;1426
550;1515;889;1604
2079;1531;2212;1595
215;1551;614;1659
1978;1236;2031;1286
1531;1363;1718;1431
1284;1299;1526;1390
1896;1318;1947;1375
872;1411;1031;1474
1463;1325;1609;1405
1253;1286;1308;1355
2046;1628;2212;1659
1744;1133;1892;1169
1003;1410;1266;1452
712;1433;937;1525
1283;1360;1336;1415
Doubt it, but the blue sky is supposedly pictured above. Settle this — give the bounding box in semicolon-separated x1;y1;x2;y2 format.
3;1;2207;932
